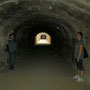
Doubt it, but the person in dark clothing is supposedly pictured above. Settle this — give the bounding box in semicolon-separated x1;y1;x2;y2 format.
73;32;84;82
8;34;16;70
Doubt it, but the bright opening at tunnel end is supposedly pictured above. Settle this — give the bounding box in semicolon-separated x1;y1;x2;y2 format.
35;32;51;45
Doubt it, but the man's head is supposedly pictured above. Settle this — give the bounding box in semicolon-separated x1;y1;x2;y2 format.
76;32;83;40
9;34;14;40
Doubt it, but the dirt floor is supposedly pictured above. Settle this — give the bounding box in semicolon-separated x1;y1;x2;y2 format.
0;49;90;90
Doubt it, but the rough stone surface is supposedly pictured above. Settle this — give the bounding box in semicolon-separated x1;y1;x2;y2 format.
0;0;90;86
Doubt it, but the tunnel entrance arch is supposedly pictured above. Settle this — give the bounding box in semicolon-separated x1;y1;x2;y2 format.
35;32;51;45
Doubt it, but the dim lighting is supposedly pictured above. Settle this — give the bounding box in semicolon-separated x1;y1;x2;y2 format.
57;27;60;29
28;7;32;10
49;6;52;10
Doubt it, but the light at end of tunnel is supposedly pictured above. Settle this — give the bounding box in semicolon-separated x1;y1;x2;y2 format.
35;32;51;45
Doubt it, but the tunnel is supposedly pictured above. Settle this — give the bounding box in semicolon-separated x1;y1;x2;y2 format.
14;14;74;61
0;0;90;90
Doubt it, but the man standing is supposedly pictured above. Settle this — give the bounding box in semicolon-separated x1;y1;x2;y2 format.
8;34;16;70
73;32;84;82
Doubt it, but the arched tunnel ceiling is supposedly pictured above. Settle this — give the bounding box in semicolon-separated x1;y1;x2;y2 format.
1;1;90;86
0;0;90;38
0;0;90;21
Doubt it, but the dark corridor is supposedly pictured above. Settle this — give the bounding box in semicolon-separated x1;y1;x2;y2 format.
0;16;88;90
14;16;74;61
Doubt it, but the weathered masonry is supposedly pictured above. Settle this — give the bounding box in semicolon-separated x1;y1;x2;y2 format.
0;0;90;86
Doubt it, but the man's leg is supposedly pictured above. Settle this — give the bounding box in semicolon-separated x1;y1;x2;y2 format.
77;68;80;75
76;59;84;82
9;53;15;69
80;71;84;78
73;59;80;79
76;59;80;75
79;59;84;78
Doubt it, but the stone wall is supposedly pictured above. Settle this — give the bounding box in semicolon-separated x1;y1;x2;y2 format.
0;0;90;85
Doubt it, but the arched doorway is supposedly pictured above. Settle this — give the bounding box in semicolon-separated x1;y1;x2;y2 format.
35;32;51;45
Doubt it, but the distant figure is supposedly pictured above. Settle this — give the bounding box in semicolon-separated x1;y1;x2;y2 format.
73;32;84;82
8;34;16;70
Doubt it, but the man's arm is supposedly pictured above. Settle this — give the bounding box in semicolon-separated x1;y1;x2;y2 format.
77;45;83;62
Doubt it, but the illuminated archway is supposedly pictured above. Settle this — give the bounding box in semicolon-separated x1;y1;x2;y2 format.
35;32;51;45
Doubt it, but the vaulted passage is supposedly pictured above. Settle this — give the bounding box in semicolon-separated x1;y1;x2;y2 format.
0;16;88;90
0;0;90;89
0;18;88;89
14;16;74;61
